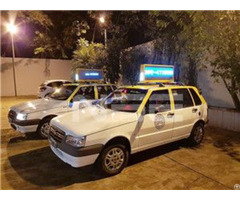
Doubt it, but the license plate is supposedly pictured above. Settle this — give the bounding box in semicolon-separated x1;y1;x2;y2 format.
49;137;57;148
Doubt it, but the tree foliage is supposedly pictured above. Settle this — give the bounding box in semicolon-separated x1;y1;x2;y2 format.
72;38;106;70
32;12;89;59
193;11;240;110
121;47;146;85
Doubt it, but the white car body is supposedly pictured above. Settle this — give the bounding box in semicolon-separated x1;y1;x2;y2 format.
49;85;208;169
38;79;72;98
8;83;116;134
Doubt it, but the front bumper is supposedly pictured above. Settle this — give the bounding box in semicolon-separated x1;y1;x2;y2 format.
10;123;38;133
50;144;100;168
8;110;40;133
48;126;103;167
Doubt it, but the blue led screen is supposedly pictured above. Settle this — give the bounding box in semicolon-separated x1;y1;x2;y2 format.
144;66;174;80
79;69;103;80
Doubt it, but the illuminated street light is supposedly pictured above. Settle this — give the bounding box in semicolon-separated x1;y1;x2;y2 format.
6;22;18;96
99;16;105;24
99;16;107;48
6;22;18;34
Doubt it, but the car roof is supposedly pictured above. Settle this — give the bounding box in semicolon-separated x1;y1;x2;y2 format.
119;85;196;91
62;83;116;87
44;79;72;84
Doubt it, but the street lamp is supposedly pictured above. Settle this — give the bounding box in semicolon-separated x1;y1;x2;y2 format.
6;22;18;96
99;16;105;24
99;16;107;48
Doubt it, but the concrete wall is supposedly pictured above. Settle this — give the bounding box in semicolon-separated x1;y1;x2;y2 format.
0;57;72;96
208;107;240;132
197;67;237;109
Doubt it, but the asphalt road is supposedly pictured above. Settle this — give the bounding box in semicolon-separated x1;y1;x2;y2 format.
1;96;240;190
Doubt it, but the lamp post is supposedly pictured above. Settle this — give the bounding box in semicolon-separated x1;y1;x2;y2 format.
6;22;18;96
99;16;107;48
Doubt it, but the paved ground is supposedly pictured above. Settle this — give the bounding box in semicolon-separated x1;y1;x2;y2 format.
1;96;240;190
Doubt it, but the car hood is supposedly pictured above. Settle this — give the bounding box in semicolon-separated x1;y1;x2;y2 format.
10;98;67;114
51;106;138;137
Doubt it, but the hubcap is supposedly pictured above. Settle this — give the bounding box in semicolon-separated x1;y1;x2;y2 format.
104;147;125;172
40;122;50;137
194;126;203;143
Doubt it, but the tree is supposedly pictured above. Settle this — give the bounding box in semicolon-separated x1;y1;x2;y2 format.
194;11;240;110
152;11;240;110
32;11;89;59
121;47;146;85
72;38;106;70
100;11;155;83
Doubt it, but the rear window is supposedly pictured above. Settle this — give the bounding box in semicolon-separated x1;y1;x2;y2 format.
172;88;194;109
189;88;202;106
47;81;64;87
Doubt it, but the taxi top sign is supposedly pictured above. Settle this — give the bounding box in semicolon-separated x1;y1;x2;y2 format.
140;64;174;83
75;68;104;82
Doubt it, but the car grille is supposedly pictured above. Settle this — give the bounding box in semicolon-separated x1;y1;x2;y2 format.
49;126;65;143
8;110;16;121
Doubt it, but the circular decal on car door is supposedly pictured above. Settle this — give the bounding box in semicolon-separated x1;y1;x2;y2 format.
154;113;165;129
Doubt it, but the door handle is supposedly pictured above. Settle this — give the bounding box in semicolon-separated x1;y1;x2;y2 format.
192;108;198;113
167;112;174;118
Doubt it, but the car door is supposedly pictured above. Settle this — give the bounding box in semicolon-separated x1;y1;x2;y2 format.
138;89;174;148
171;88;197;139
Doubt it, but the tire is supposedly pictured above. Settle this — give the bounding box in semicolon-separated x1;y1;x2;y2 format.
187;123;205;146
96;144;129;176
37;116;56;139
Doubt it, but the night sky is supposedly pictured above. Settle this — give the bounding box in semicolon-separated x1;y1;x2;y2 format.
1;11;106;58
1;11;151;59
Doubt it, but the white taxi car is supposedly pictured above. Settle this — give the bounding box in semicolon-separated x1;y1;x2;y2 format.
8;83;116;138
49;85;208;175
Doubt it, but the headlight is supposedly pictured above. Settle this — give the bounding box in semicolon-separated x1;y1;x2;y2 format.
65;135;86;147
16;113;27;121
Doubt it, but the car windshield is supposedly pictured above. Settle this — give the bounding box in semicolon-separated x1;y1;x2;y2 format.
50;85;77;100
101;88;147;112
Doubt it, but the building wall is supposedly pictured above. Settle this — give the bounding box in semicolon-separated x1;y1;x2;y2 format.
197;67;236;109
208;108;240;132
0;57;72;96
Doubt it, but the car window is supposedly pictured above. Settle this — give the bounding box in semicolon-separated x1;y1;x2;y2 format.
50;85;77;100
97;86;113;98
77;86;95;100
72;87;86;102
146;90;171;114
102;88;147;112
189;88;202;106
172;88;194;109
47;81;63;88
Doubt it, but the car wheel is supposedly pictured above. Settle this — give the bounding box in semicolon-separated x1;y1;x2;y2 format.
187;123;204;146
37;117;55;139
96;144;129;176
